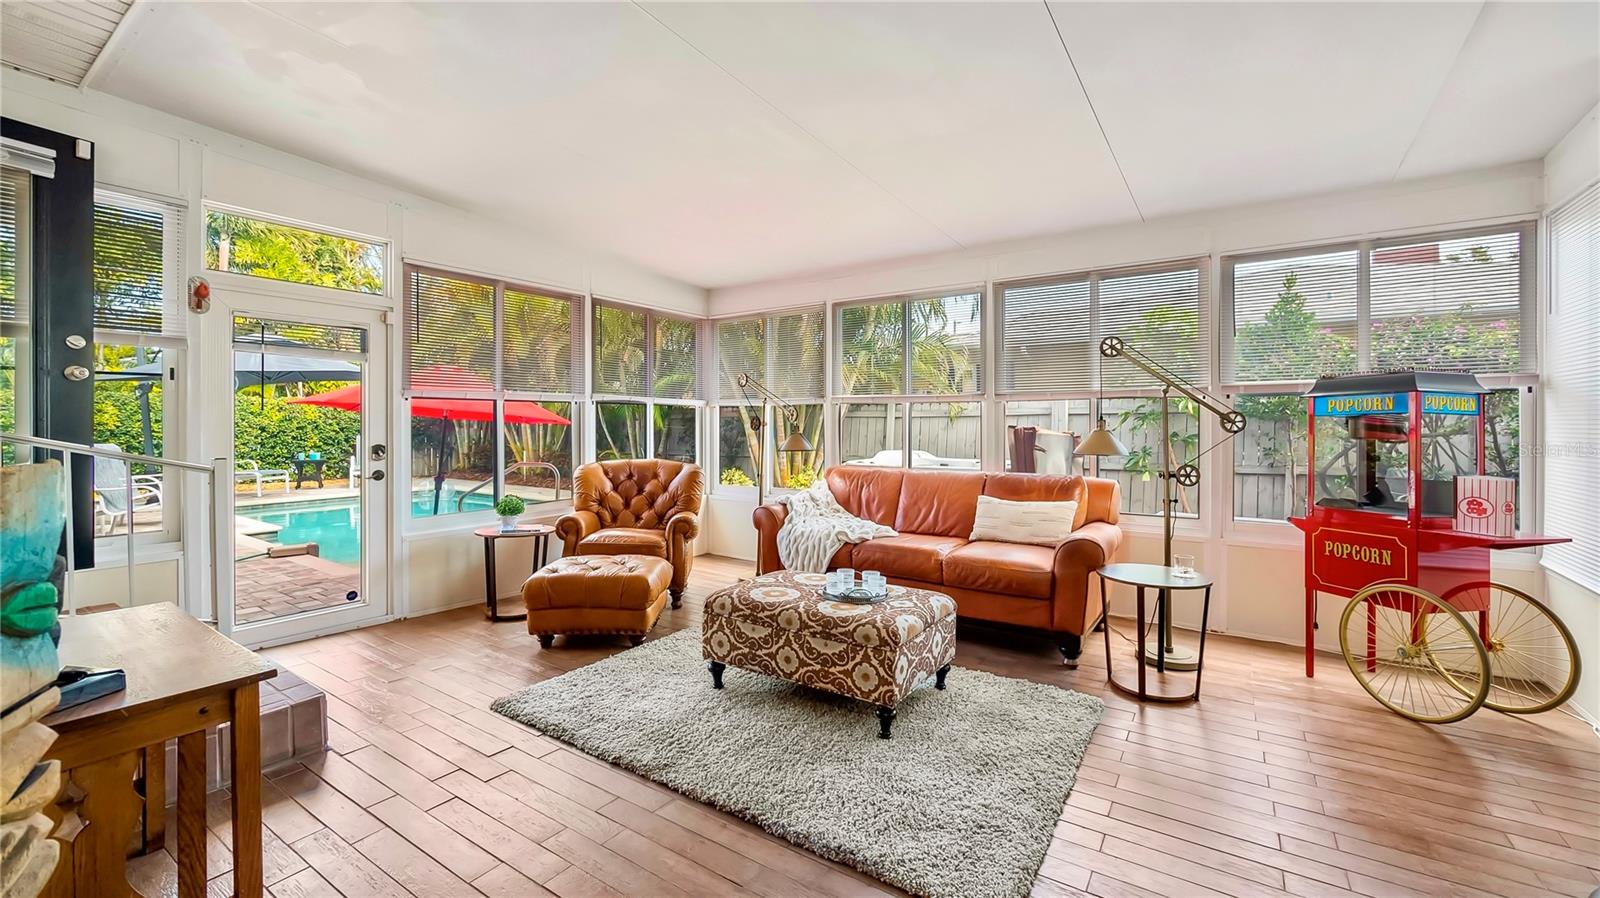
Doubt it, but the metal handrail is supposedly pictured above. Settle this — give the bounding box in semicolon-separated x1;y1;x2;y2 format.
1;432;229;627
456;461;564;511
5;432;216;472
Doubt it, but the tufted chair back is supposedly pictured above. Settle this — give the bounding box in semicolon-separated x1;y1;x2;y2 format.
573;459;703;530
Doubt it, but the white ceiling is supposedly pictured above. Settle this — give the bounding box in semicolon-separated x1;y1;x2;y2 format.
87;1;1598;288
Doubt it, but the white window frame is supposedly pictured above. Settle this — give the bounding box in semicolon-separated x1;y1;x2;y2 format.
402;263;584;533
712;309;825;498
1218;222;1539;541
91;187;189;554
590;298;707;467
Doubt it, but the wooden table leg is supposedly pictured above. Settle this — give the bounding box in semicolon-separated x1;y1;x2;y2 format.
66;751;141;898
176;731;207;898
142;742;166;853
231;683;264;898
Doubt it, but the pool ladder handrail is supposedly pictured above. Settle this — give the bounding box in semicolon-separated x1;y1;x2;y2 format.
456;461;564;511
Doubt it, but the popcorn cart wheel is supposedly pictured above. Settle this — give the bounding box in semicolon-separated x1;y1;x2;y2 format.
1339;583;1490;724
1437;581;1582;715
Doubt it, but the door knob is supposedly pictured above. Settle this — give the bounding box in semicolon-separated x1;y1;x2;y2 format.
64;365;90;381
370;470;385;481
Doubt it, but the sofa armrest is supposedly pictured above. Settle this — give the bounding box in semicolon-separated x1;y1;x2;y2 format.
555;510;601;555
1049;521;1123;635
665;511;700;555
752;502;789;574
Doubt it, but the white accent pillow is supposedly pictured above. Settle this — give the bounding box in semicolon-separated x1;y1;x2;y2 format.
969;495;1078;547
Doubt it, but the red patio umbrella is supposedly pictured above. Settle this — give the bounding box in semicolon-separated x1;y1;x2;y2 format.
290;373;571;514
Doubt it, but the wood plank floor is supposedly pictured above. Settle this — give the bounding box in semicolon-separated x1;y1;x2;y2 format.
129;555;1600;898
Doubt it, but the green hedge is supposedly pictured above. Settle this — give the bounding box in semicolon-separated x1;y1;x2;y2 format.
83;385;361;479
232;391;361;478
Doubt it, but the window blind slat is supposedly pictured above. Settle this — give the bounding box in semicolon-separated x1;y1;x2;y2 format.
93;200;175;336
406;269;495;390
1098;265;1206;390
1226;249;1358;382
1369;229;1528;374
652;316;699;399
504;287;580;394
593;303;647;395
0;168;22;323
999;278;1091;393
1543;183;1599;591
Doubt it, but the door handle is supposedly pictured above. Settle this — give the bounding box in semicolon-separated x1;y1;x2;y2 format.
369;470;385;481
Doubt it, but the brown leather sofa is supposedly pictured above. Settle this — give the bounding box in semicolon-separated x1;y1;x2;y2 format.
556;460;703;607
753;467;1122;666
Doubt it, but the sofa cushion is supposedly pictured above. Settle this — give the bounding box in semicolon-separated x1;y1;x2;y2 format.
970;495;1078;547
984;472;1089;529
851;535;966;583
578;528;667;556
894;470;985;538
944;541;1055;599
826;467;904;527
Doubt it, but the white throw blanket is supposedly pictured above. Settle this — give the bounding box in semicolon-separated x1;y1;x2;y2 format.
777;481;897;573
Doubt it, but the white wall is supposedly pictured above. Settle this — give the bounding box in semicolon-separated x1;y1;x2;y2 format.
1539;105;1599;724
702;158;1573;680
3;71;706;625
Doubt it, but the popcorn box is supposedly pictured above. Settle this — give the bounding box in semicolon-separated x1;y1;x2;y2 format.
1454;475;1516;536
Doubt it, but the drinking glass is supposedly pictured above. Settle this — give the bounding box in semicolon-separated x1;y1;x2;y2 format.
1173;554;1197;578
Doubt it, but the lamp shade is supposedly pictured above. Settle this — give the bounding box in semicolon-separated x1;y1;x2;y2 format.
779;429;814;453
1075;419;1128;457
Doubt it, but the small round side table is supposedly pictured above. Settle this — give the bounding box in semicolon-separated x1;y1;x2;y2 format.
474;524;556;621
1099;562;1214;703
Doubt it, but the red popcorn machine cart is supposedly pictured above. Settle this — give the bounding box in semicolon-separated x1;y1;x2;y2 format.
1289;371;1580;723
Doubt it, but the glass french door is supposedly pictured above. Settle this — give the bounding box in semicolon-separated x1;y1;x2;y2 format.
207;290;390;646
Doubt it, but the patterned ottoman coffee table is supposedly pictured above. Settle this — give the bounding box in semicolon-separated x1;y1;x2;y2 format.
701;570;956;738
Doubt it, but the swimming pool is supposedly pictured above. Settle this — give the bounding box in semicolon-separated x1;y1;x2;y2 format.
246;492;498;564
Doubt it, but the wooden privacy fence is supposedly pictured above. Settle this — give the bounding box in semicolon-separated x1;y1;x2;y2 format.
836;403;1303;521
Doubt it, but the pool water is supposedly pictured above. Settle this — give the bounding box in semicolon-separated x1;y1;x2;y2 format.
250;492;497;564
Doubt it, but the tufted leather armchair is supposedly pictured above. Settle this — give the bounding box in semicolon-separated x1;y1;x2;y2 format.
555;460;704;607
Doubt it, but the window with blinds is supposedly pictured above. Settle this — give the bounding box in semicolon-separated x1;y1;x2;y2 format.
1223;224;1534;384
406;268;495;390
652;315;699;400
1369;228;1529;374
1543;182;1599;591
716;317;764;401
716;308;824;401
999;277;1092;393
1;167;25;326
94;197;182;337
997;263;1202;394
1224;249;1357;382
1098;266;1204;390
592;303;647;396
910;291;982;394
836;291;981;397
769;308;824;399
504;287;581;394
838;300;904;396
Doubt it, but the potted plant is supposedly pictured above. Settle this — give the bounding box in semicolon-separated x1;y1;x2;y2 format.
494;495;526;532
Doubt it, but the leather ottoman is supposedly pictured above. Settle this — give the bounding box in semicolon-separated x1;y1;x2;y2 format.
522;554;672;648
702;570;957;738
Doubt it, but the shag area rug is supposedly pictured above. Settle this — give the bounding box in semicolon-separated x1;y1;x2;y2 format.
490;629;1102;898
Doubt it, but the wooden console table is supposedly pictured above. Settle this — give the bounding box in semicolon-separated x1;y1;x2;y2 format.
42;604;277;898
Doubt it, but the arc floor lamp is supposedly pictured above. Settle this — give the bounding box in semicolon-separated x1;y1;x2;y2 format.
1078;336;1247;670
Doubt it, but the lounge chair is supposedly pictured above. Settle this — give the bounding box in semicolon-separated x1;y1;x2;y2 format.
93;444;163;535
235;459;291;497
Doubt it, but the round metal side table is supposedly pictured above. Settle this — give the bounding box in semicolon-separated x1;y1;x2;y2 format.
1099;562;1214;702
475;524;556;621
